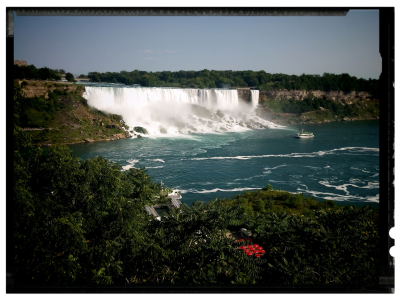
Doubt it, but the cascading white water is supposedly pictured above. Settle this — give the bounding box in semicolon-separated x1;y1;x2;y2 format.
251;90;259;108
83;86;281;137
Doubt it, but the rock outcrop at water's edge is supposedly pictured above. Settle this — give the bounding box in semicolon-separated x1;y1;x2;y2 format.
83;132;130;143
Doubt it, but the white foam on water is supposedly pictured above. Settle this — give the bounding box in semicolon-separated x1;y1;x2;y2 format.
320;179;379;192
185;147;379;161
349;178;364;184
350;167;378;174
188;156;253;161
319;180;351;195
122;159;139;170
152;159;165;163
366;194;380;202
185;187;261;194
304;166;322;170
263;164;287;174
233;174;265;182
296;188;379;203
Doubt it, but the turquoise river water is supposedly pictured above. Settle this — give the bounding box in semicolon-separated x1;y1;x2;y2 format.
69;120;379;207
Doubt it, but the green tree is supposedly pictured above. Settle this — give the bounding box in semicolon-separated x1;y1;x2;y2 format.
253;199;266;214
125;200;263;284
14;146;149;284
65;72;76;82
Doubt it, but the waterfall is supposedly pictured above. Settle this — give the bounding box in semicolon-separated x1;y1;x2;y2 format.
251;90;259;108
83;86;280;137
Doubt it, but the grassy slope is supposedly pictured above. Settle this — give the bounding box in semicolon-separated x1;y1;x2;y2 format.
20;82;130;145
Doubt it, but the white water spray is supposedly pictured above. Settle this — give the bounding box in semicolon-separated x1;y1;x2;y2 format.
251;90;259;108
83;86;281;137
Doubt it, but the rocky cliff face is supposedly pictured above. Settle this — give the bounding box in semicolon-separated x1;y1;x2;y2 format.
15;80;85;99
237;88;251;102
259;89;377;104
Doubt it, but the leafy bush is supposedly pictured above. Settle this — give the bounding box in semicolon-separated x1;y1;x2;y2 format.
252;208;379;289
65;72;76;82
134;126;149;134
18;92;66;128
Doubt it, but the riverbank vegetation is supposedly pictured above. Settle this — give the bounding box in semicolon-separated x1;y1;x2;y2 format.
87;69;379;95
14;83;128;145
258;95;379;124
13;85;379;290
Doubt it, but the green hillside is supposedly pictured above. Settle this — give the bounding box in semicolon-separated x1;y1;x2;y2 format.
15;81;129;145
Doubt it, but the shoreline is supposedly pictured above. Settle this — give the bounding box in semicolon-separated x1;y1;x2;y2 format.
257;107;379;126
31;117;380;146
35;134;131;147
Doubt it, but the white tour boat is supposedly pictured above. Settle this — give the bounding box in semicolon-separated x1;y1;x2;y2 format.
294;129;314;138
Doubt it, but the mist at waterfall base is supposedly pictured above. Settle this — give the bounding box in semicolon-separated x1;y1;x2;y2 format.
70;84;380;207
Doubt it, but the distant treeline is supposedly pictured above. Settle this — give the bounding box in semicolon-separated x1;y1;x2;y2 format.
14;65;62;81
87;70;379;94
13;64;79;82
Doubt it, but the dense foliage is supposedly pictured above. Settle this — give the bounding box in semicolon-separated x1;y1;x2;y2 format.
14;65;62;81
221;187;379;289
17;89;67;128
260;95;379;117
65;72;76;82
87;70;379;94
13;85;379;290
125;201;263;284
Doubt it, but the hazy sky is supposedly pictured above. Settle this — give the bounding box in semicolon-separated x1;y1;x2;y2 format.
13;9;381;79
